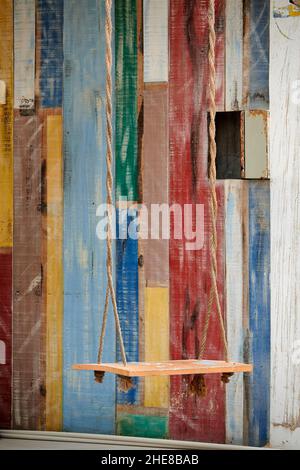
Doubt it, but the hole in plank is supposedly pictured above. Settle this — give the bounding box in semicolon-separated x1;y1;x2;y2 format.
213;111;243;179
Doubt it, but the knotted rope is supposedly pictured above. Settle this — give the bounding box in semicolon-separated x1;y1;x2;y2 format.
198;0;228;362
96;0;127;370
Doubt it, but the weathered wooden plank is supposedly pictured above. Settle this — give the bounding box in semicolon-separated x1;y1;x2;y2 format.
169;0;226;443
225;0;243;110
38;0;63;108
143;0;168;83
117;413;168;439
144;288;169;408
46;113;63;431
115;0;138;201
249;0;270;109
63;0;116;434
246;181;270;446
13;112;45;430
270;13;300;449
143;83;169;286
0;249;12;428
224;181;248;445
244;110;269;179
14;0;35;111
116;210;139;405
0;1;13;248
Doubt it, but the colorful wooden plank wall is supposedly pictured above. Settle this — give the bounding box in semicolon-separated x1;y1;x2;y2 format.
0;0;271;446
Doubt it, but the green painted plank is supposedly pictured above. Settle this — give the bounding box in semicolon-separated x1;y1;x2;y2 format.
117;414;168;439
115;0;138;201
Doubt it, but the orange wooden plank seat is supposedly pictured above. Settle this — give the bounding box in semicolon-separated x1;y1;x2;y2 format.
73;360;252;377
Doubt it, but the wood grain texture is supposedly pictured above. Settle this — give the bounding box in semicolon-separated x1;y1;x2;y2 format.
225;0;243;110
13;112;46;430
244;110;269;179
14;0;35;111
249;0;269;109
169;0;226;443
143;0;168;83
115;0;138;201
0;249;12;428
117;413;168;439
144;288;169;408
116;210;139;405
63;0;116;434
270;15;300;449
224;181;248;444
0;1;13;248
143;83;169;286
246;181;270;446
46;113;63;431
74;360;252;375
38;0;63;108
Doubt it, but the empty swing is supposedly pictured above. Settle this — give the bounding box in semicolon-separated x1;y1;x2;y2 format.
73;0;252;393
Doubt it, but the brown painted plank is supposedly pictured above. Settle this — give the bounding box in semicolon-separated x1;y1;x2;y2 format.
143;83;169;287
13;112;46;430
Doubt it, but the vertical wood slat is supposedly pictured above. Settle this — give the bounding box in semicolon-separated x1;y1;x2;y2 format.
39;0;63;108
0;0;13;248
244;110;269;179
45;113;63;431
246;181;270;446
270;13;300;449
249;0;270;109
143;0;168;83
14;0;35;112
225;0;243;111
169;0;226;443
144;287;169;409
224;181;248;444
0;249;12;428
63;0;116;434
115;0;140;409
13;112;45;430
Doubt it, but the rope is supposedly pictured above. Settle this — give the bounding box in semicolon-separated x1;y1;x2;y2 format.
97;0;127;366
199;0;228;361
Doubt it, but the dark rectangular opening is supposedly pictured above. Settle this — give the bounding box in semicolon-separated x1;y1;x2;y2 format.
214;111;243;179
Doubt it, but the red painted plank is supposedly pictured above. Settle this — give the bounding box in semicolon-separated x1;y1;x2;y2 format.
0;249;12;429
169;0;226;443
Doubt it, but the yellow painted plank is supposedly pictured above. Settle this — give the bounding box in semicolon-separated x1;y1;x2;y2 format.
0;1;13;247
144;288;169;408
46;114;63;430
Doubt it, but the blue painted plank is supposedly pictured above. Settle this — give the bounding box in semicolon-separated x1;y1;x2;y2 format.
116;209;139;404
63;0;116;434
39;0;63;108
247;181;270;446
249;0;270;109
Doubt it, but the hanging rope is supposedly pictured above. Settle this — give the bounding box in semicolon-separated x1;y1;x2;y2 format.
199;0;228;361
97;0;127;368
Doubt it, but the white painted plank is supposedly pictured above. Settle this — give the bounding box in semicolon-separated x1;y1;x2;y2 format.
270;12;300;449
14;0;35;110
225;0;243;110
144;0;168;83
225;181;247;445
244;110;269;179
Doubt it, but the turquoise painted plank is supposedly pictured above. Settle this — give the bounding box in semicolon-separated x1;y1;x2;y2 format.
117;414;168;439
247;181;270;446
249;0;269;109
39;0;63;108
63;0;116;434
116;210;139;405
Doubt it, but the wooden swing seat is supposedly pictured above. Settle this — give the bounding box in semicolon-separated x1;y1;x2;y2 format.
73;360;252;377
